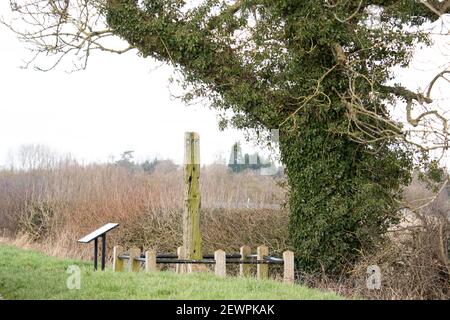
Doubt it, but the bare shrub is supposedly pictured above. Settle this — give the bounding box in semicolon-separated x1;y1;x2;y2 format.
349;220;449;300
18;201;58;242
297;176;450;300
333;177;450;300
113;208;289;255
299;219;449;300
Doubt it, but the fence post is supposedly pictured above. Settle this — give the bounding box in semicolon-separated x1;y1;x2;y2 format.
257;245;269;279
214;249;226;277
239;245;251;277
128;247;141;272
283;250;295;284
112;245;124;272
145;250;157;273
183;132;203;268
176;246;187;274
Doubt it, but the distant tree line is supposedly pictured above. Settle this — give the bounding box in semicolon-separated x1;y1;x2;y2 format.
115;151;177;174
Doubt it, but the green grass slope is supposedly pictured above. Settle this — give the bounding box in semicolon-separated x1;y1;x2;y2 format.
0;245;342;300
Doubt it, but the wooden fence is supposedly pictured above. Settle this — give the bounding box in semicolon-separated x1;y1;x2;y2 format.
112;245;295;284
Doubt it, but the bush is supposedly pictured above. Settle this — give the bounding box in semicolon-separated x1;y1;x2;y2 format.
115;208;289;255
19;202;57;242
350;218;449;300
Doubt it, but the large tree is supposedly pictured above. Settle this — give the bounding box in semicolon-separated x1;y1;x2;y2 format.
4;0;449;273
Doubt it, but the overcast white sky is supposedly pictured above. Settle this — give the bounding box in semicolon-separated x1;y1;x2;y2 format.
0;3;449;167
0;2;251;166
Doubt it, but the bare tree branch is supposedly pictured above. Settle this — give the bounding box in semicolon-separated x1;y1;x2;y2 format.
1;0;134;71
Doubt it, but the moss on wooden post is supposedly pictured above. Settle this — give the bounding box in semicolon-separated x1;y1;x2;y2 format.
183;132;203;265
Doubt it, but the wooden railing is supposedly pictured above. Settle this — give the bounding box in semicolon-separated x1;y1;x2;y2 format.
112;245;295;284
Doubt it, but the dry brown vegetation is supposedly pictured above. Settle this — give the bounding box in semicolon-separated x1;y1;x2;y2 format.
300;176;450;300
0;155;288;262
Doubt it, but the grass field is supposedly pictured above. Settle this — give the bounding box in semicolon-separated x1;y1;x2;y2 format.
0;245;342;300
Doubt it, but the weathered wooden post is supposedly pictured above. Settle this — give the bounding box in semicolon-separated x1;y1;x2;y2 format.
257;245;269;279
239;245;251;277
214;249;226;277
128;247;141;272
145;250;157;273
283;250;295;284
112;245;124;272
183;132;203;272
176;246;187;274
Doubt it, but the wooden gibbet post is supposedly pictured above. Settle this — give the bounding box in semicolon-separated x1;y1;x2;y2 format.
183;132;203;271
